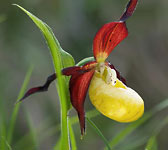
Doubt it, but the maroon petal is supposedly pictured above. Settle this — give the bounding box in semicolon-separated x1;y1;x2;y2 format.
93;22;128;61
64;61;97;135
62;66;82;76
18;73;56;103
108;63;127;85
62;61;97;76
120;0;138;22
70;70;95;135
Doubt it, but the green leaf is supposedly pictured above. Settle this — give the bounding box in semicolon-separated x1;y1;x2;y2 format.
76;57;95;66
14;4;75;109
14;4;74;149
87;118;111;150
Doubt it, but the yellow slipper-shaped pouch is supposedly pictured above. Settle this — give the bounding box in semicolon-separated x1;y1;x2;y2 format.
89;68;144;122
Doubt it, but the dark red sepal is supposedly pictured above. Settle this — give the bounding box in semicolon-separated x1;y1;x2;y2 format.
62;66;81;76
120;0;138;22
62;61;97;76
65;61;96;135
70;70;95;135
108;63;127;85
17;73;56;103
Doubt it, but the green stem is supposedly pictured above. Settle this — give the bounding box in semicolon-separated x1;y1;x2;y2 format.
59;89;69;150
53;69;69;150
54;79;69;150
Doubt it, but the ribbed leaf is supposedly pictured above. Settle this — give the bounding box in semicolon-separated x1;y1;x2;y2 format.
14;4;74;109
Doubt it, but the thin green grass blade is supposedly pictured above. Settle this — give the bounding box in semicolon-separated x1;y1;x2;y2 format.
145;116;168;150
0;95;7;150
0;124;7;150
0;137;12;150
14;5;75;149
106;98;168;150
106;113;151;150
87;118;111;150
0;128;7;150
7;65;33;144
145;136;158;150
14;109;99;149
69;119;77;150
123;137;148;150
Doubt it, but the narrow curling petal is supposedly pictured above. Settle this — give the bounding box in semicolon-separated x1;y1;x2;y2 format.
17;73;56;103
62;66;82;76
70;70;95;135
93;22;128;62
120;0;138;22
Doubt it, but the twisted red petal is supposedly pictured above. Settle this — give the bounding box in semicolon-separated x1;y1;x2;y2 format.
17;73;56;103
120;0;138;21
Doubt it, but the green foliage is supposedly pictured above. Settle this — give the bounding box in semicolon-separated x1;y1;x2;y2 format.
76;57;95;66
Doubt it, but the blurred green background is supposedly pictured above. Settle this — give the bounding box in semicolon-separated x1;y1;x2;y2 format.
0;0;168;149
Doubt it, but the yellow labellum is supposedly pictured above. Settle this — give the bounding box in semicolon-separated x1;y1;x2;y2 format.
89;71;144;122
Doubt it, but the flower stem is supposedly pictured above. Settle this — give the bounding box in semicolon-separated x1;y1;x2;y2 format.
54;72;70;150
58;82;70;150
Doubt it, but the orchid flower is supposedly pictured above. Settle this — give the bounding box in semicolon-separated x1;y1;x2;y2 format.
19;0;144;136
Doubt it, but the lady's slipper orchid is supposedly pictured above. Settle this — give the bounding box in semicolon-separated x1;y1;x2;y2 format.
19;0;144;136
